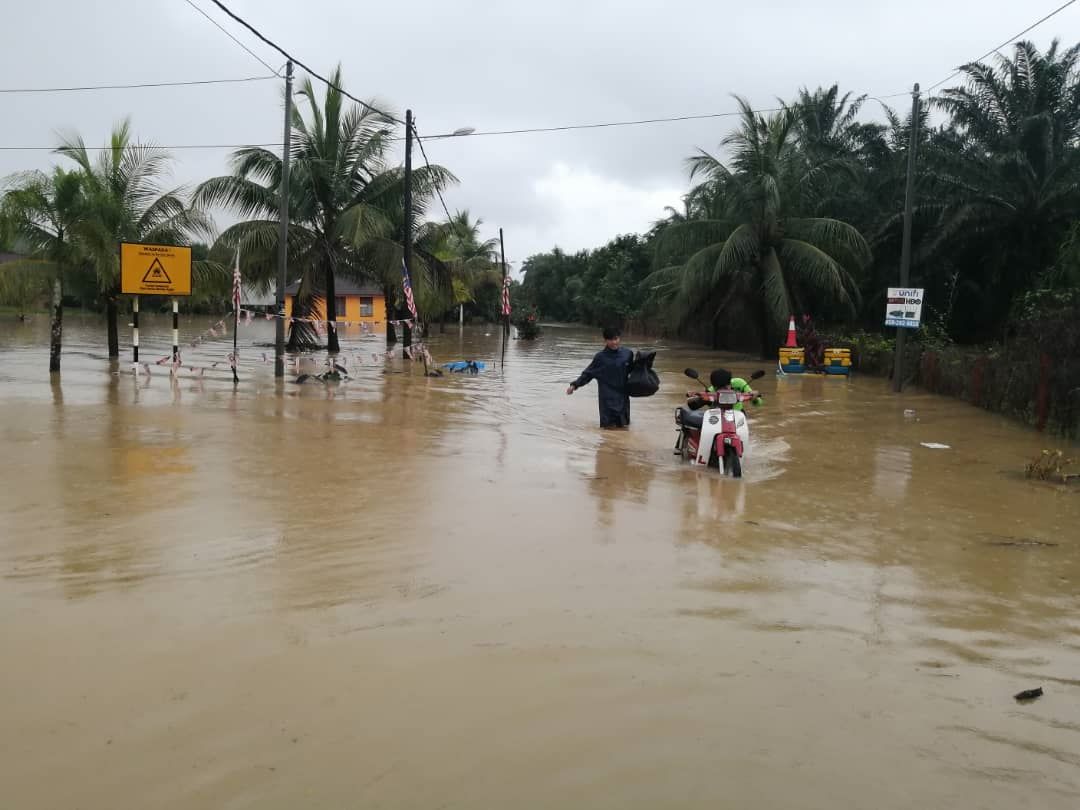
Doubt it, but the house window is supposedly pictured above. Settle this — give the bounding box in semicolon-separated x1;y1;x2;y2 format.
334;296;347;320
359;297;374;317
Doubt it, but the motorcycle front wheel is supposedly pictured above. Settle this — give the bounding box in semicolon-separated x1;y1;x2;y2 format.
723;447;742;478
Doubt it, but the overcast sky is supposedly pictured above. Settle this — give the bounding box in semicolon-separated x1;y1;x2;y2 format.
3;0;1078;270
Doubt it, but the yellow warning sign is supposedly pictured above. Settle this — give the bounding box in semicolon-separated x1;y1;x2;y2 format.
120;242;192;296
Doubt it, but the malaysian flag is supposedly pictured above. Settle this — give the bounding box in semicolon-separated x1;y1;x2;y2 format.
501;274;511;317
231;249;242;312
401;258;418;319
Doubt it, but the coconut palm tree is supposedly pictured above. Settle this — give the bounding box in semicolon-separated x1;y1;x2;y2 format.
442;210;499;263
649;98;869;356
791;85;892;165
923;40;1080;336
1;167;85;371
435;210;500;326
57;121;216;357
195;67;455;352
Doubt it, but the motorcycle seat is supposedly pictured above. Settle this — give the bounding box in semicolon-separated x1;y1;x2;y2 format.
678;407;704;430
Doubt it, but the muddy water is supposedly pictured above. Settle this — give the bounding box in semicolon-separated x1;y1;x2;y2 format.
1;313;1079;809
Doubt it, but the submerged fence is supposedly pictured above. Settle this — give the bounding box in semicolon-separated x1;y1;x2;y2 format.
915;347;1079;438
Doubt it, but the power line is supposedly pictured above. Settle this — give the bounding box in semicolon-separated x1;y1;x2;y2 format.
411;122;454;224
0;97;916;150
927;0;1078;91
0;101;787;149
182;0;282;77
0;143;280;152
0;0;1069;145
5;0;1079;151
0;75;277;94
420;108;787;140
204;0;405;125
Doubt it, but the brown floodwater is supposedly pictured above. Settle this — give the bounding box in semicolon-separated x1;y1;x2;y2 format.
1;312;1078;809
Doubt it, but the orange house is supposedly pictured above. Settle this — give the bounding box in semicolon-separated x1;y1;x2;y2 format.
283;279;386;331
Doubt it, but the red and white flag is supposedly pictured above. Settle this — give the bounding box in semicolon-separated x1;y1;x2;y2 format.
401;259;418;319
232;249;242;313
501;274;511;317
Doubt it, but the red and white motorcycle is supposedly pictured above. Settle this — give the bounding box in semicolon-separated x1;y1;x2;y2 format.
673;369;764;478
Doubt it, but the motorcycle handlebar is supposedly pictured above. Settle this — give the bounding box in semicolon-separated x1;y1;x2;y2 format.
685;390;761;402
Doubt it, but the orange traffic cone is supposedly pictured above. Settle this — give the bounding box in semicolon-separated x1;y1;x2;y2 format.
784;315;798;348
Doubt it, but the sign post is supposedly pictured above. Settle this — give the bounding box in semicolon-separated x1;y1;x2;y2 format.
120;243;193;369
132;296;139;365
884;287;924;329
892;84;921;392
886;286;924;392
172;299;180;364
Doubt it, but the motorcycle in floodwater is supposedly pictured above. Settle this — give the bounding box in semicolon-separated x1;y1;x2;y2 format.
673;369;764;478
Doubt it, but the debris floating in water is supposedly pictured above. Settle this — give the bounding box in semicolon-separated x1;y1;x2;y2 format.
1014;687;1043;702
443;361;485;373
1025;450;1078;483
983;536;1058;548
920;442;950;450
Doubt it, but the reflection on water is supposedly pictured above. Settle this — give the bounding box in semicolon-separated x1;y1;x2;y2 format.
1;313;1079;809
874;445;913;501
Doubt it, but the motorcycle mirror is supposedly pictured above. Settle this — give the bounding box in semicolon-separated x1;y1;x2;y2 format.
749;370;766;380
684;368;700;380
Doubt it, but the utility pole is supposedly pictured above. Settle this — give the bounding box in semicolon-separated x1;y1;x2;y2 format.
500;227;509;338
274;60;294;379
402;108;413;358
893;83;920;393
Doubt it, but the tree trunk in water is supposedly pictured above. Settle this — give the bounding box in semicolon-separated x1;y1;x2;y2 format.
49;277;63;373
325;265;339;354
286;320;302;352
286;298;318;352
384;285;397;346
106;296;119;358
439;312;446;334
759;301;774;360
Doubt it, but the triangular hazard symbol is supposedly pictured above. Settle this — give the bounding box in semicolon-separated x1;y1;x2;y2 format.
142;257;172;284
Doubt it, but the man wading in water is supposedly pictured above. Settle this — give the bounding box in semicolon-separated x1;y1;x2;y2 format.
566;327;633;428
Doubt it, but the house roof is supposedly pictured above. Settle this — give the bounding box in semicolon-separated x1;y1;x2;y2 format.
284;278;383;296
241;284;275;307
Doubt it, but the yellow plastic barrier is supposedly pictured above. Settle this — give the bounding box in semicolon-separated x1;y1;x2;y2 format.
779;346;805;373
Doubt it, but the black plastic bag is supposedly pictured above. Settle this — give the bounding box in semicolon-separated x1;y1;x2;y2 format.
626;350;660;397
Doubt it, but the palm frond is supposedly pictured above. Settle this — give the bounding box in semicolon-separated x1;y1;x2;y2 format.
776;238;857;314
193;176;279;220
783;217;871;270
758;248;793;330
652;219;734;268
713;223;759;281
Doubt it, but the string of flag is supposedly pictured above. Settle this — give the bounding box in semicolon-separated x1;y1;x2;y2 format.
130;333;436;378
132;343;436;380
236;308;423;330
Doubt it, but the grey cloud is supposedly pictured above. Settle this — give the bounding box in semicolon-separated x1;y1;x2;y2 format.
3;0;1073;263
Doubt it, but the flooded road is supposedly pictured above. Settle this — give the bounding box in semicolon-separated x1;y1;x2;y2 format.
2;313;1079;809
